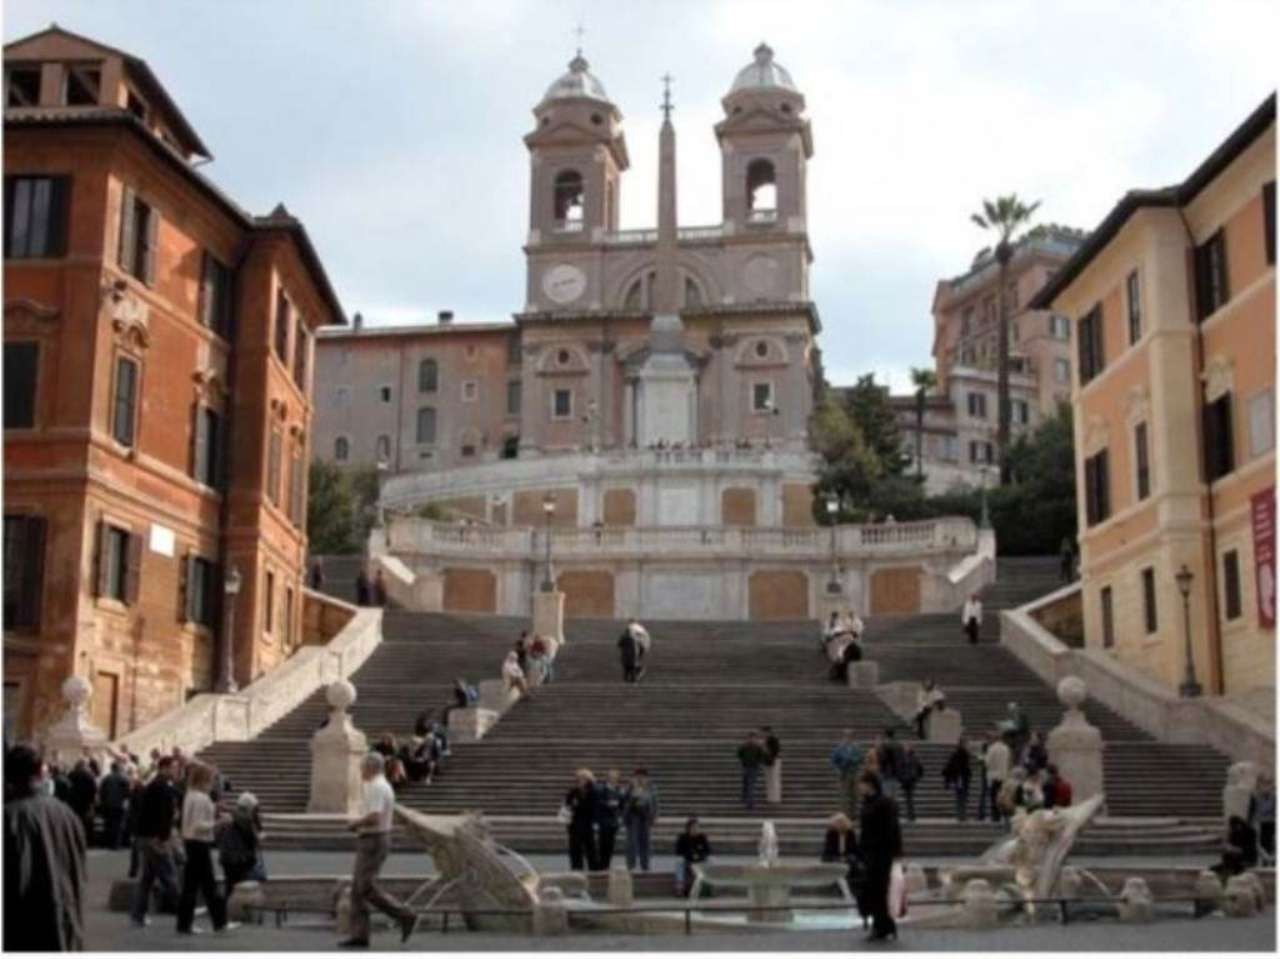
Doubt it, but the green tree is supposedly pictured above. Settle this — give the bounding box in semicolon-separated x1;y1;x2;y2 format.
909;366;938;482
841;374;910;477
348;464;381;548
306;459;357;554
809;393;881;521
971;193;1040;484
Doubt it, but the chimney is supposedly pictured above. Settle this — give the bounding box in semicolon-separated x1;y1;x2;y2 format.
438;310;454;326
352;311;364;332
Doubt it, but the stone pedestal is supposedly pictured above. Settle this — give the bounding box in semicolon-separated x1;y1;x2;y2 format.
846;661;880;689
308;681;368;815
448;706;499;743
1046;676;1104;804
43;676;109;766
927;707;963;744
533;590;565;645
532;886;569;936
607;866;634;907
766;759;783;804
479;679;519;715
1223;761;1260;822
961;878;999;928
875;682;921;723
1117;877;1153;922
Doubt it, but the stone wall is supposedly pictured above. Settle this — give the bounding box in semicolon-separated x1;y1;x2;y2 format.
558;570;615;618
302;588;356;647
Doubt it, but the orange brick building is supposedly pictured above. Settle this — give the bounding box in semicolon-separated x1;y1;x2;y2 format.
3;27;344;741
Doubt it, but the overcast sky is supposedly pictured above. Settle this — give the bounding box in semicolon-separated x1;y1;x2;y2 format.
7;1;1277;391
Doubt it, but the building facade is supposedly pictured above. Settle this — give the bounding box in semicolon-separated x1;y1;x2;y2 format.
1031;94;1275;697
3;28;343;741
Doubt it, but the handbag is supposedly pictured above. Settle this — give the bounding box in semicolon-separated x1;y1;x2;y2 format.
556;803;573;826
887;861;908;919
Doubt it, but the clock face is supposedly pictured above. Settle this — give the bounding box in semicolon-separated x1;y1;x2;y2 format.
542;264;587;305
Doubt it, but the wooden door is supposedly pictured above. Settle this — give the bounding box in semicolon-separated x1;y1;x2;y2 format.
92;671;119;739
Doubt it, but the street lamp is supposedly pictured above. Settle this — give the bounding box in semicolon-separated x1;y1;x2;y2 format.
825;496;842;595
1175;564;1202;698
216;564;242;694
979;464;992;531
540;494;556;592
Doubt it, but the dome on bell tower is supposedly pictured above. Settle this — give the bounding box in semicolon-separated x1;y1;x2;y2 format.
541;53;613;105
729;43;798;95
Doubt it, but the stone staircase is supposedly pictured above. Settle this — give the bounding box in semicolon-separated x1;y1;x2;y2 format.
200;558;1226;855
308;554;367;606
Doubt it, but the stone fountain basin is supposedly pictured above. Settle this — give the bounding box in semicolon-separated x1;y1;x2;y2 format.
690;862;853;924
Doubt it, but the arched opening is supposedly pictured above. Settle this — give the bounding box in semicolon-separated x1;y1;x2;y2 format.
334;436;349;462
623;276;646;309
684;277;704;308
622;270;706;310
746;159;777;221
416;407;436;445
418;358;438;393
375;435;391;462
553;170;585;231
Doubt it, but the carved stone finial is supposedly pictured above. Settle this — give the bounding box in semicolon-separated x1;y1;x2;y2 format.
327;680;356;712
63;675;92;709
1057;675;1087;712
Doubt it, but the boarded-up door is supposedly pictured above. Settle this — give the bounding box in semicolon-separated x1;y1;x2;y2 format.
870;567;922;614
558;570;615;619
92;671;119;739
748;570;809;620
442;568;497;613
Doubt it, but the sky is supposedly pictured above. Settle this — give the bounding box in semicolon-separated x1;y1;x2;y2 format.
6;0;1277;392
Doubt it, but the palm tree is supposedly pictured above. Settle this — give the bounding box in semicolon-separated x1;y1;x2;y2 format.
971;194;1040;484
909;366;937;482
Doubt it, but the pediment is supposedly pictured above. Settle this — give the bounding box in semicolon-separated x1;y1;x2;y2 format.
526;120;611;148
4;297;60;325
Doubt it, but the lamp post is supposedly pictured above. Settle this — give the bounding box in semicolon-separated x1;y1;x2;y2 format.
979;464;992;531
825;496;842;595
540;494;556;592
1175;564;1202;698
216;564;242;694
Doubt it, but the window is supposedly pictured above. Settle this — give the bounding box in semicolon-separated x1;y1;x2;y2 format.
3;515;46;630
1223;550;1242;621
1265;181;1276;266
416;407;437;445
125;89;147;120
507;380;522;416
1077;305;1104;385
284;586;294;647
112;356;139;447
268;430;282;505
379;386;392;403
1248;389;1275;457
553;170;584;228
1203;392;1234;482
1012;400;1029;426
293;324;307;388
4;342;38;429
553;389;573;419
184;556;217;629
264;570;275;634
117;188;158;285
1100;587;1115;649
5;66;40;107
462;380;478;403
940;435;958;461
4;176;70;259
1055;358;1070;385
1126;270;1142;345
274;289;291;363
968;440;994;464
289;445;305;524
418;358;438;393
746;159;777;217
752;382;774;413
192;406;221;488
967;392;988;419
960;347;976;366
1141;567;1157;634
1194;229;1229;320
375;435;391;462
1084;449;1110;526
334;436;349;462
63;64;100;106
1134;421;1150;501
961;307;974;336
96;523;139;605
507;335;522;365
199;252;233;337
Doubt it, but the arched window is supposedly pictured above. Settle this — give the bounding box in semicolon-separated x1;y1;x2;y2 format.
418;358;438;393
416;407;436;445
746;159;777;218
375;435;391;462
623;276;645;309
334;436;349;462
684;277;704;308
553;170;585;229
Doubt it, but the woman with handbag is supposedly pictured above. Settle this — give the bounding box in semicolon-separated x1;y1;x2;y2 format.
857;771;903;943
562;769;599;871
820;813;868;929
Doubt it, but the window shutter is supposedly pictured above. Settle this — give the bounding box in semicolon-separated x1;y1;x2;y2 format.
1097;450;1110;520
118;187;137;275
94;521;110;597
46;177;69;257
124;531;143;605
194;404;210;484
199;252;214;328
1202;401;1218;481
18;516;46;630
142;205;159;286
3;176;15;256
215;411;229;492
178;551;192;622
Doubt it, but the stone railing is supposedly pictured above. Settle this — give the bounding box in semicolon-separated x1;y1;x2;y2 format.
1001;584;1274;768
602;225;723;246
301;587;356;647
117;603;383;760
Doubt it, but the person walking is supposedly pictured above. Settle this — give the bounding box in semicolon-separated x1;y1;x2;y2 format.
126;767;146;877
857;771;903;943
1255;773;1276;865
617;625;639;684
830;730;865;820
623;768;659;872
355;569;371;607
673;817;711;897
914;680;944;739
130;756;183;927
877;730;905;804
961;593;983;645
4;745;87;951
737;731;769;811
629;619;652;681
595;769;624;871
309;559;325;590
984;734;1012;826
564;769;599;872
502;651;530;697
898;745;923;823
340;753;419;948
1059;536;1076;583
763;726;783;805
942;739;972;821
820;812;866;926
175;762;234;935
99;760;131;851
67;758;98;845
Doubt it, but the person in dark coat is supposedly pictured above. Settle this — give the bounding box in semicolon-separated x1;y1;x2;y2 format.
617;628;639;683
4;745;87;951
820;812;867;928
897;745;924;822
857;771;903;943
126;771;147;877
67;758;98;844
1023;731;1049;773
98;760;132;850
564;770;599;871
309;559;324;590
674;817;711;897
355;570;371;607
736;731;769;811
942;740;972;821
217;793;265;895
130;756;183;926
595;769;625;870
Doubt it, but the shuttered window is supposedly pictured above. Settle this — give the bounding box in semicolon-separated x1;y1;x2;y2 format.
1265;181;1276;267
1078;305;1104;385
284;586;295;647
268;430;283;505
192;405;221;488
1100;587;1114;648
4;342;38;429
507;380;522;416
1134;422;1151;500
1084;449;1110;527
418;359;438;393
96;523;140;604
288;446;305;526
274;289;291;364
1203;393;1234;482
3;514;47;630
264;570;275;634
1141;567;1158;634
293;323;307;388
112;356;139;447
199;252;233;338
117;187;158;285
182;554;218;628
1223;549;1242;621
416;407;437;445
1194;229;1229;321
1126;270;1142;345
4;176;70;259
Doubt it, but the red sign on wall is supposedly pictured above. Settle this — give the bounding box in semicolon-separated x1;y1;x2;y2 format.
1251;487;1276;629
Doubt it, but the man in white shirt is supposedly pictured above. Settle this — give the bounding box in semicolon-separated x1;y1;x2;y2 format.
983;734;1012;825
340;754;418;948
961;594;983;645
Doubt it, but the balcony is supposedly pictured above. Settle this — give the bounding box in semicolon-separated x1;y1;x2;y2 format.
747;208;778;226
